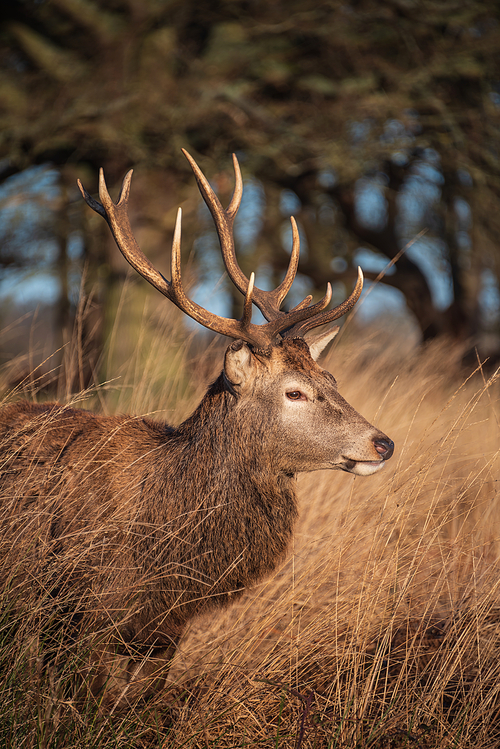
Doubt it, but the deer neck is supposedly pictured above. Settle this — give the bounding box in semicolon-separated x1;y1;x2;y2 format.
178;374;291;488
133;376;299;625
169;374;299;557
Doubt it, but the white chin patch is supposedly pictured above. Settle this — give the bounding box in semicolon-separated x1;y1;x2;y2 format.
350;460;385;477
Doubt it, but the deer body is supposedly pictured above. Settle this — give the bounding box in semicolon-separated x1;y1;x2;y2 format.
0;153;394;707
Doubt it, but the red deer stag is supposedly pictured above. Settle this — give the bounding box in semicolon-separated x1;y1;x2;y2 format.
0;151;393;707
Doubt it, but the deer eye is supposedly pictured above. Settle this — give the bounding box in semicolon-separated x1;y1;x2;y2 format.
286;390;306;401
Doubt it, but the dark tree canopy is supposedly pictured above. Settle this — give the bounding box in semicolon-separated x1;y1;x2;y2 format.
1;0;500;385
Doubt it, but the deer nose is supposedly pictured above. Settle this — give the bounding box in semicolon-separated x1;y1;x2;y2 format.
373;437;394;460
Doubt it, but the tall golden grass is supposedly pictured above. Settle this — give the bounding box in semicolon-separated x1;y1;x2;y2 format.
1;305;500;748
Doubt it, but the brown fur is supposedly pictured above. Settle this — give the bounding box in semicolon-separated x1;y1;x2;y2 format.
0;335;392;706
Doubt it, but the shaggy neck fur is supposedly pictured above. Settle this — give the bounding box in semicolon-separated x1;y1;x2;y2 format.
135;374;298;633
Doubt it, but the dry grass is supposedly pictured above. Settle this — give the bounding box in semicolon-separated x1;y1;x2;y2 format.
1;311;500;748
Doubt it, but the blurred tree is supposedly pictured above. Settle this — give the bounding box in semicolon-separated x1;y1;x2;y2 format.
1;0;500;383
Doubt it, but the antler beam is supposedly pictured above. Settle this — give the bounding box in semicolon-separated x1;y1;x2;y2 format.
78;152;363;349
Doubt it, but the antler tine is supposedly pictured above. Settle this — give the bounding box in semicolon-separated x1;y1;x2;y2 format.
241;272;255;328
226;153;243;222
283;267;364;339
166;207;252;337
268;216;301;311
265;282;333;341
181;149;247;294
289;295;313;313
79;169;274;348
170;206;183;285
182;150;305;323
249;215;302;321
79;169;173;298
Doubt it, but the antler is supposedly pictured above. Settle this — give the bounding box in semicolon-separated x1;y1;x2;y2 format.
182;150;306;324
77;151;363;349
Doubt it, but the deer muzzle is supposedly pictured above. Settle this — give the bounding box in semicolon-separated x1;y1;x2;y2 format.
373;437;394;460
342;434;394;476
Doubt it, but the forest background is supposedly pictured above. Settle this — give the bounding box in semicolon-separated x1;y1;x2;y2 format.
1;0;500;390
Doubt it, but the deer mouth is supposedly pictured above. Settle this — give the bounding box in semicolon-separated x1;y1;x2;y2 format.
342;459;386;476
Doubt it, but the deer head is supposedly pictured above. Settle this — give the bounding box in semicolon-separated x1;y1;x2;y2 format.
78;151;393;476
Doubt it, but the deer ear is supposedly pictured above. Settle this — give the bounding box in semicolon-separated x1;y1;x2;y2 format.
224;341;256;387
305;325;340;361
